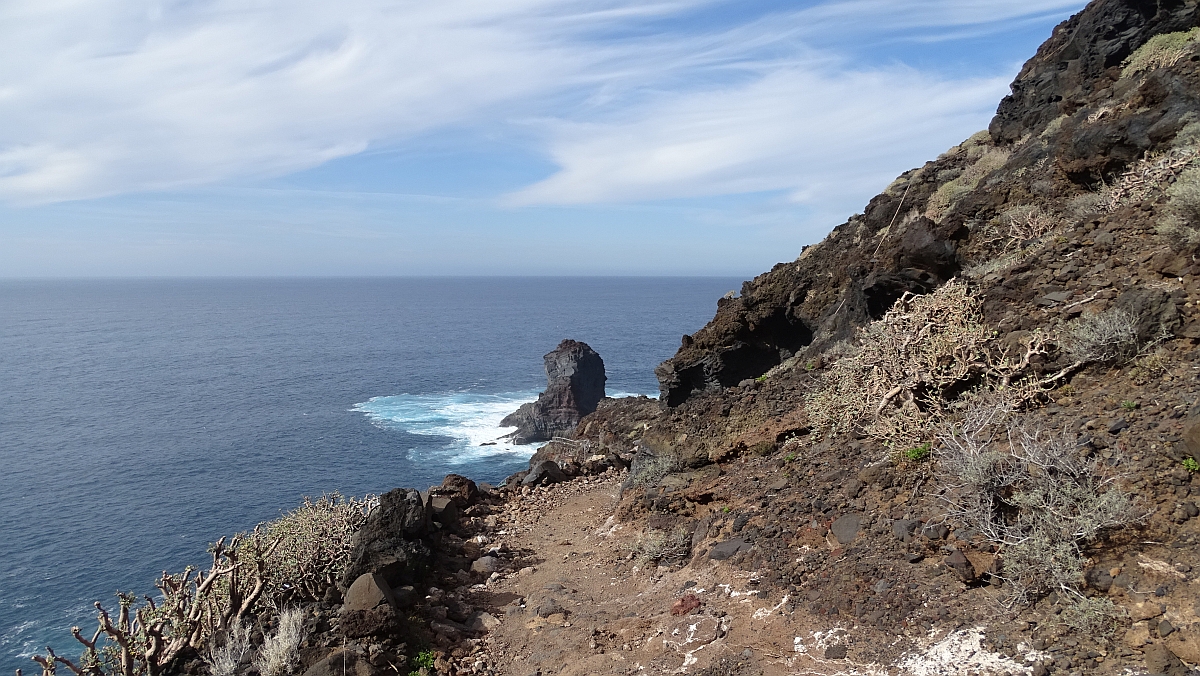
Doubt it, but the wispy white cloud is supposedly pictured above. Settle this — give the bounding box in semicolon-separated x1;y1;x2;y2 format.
507;65;1009;207
0;0;1085;205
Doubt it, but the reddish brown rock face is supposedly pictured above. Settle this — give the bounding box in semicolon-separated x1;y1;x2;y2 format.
502;339;607;443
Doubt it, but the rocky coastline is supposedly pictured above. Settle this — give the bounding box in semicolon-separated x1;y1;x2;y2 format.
30;1;1200;674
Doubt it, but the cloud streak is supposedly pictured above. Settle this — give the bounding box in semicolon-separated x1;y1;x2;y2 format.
0;0;1086;205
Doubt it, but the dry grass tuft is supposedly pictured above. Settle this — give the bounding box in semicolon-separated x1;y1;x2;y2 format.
253;608;306;676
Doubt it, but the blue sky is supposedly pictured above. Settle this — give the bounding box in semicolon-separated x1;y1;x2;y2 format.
0;0;1088;277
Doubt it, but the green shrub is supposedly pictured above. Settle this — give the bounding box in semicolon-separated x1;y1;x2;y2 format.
1122;28;1200;78
1184;457;1200;472
925;148;1010;222
902;443;932;462
409;649;436;676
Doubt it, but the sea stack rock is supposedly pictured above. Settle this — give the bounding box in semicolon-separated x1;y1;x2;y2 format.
501;339;606;444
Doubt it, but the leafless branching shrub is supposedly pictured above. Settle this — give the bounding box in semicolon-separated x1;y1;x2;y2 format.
32;495;371;676
252;608;306;676
1098;147;1199;213
938;403;1138;605
1001;205;1058;243
1063;308;1139;364
805;281;1053;450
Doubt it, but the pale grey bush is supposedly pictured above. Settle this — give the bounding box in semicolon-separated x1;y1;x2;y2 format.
1159;167;1200;251
205;621;251;676
1062;597;1127;638
938;403;1137;605
625;450;679;488
1063;308;1139;364
252;608;306;676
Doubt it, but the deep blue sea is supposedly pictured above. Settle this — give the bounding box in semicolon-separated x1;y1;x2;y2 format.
0;277;740;673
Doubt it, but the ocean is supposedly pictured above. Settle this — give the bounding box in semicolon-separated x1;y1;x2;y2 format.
0;276;740;673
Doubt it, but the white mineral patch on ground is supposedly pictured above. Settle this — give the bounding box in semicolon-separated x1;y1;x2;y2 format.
896;626;1042;676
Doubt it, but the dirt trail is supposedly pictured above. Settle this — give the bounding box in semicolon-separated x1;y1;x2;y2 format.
461;472;1042;676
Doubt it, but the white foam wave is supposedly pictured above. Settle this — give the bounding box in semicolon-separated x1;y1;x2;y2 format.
352;390;541;463
351;390;649;464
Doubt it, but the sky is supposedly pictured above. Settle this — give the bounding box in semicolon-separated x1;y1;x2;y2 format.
0;0;1090;277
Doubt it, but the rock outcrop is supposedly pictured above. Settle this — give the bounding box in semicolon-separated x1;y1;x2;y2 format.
340;488;431;588
501;339;606;443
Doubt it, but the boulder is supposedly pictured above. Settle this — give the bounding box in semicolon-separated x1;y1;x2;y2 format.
522;460;567;487
431;474;479;508
428;495;460;529
1143;643;1188;676
467;612;500;633
470;556;499;575
830;514;861;545
302;651;378;676
708;537;751;561
341;488;431;588
502;340;606;444
892;519;920;543
945;549;976;583
342;573;396;612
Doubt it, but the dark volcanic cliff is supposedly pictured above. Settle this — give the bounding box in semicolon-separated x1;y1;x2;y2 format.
656;0;1200;407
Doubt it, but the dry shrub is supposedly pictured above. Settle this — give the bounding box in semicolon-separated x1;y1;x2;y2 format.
632;526;692;564
1172;119;1200;149
1062;597;1127;639
1040;114;1068;140
805;280;1044;450
252;608;306;676
1158;166;1200;251
1122;28;1200;78
1063;308;1139;364
938;400;1138;605
624;449;679;489
1130;349;1170;385
1085;146;1200;216
1066;191;1108;221
926;148;1011;222
1001;205;1058;243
